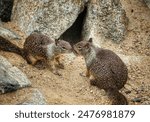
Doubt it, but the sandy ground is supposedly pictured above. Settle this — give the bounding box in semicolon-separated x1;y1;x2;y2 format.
0;22;150;105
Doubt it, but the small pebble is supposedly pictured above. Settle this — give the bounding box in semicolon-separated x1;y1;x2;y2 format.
131;98;142;102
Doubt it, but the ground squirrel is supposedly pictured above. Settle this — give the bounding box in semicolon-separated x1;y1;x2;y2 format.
0;33;72;75
73;38;128;105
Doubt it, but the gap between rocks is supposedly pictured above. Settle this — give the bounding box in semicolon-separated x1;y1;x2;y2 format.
59;6;87;45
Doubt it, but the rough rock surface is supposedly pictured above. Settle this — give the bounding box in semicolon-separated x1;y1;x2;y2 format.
12;0;128;43
0;87;47;105
19;89;47;105
12;0;87;38
0;26;21;40
83;0;128;43
0;55;31;93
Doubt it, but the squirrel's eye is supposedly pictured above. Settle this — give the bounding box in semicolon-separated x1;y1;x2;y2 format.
78;46;81;49
62;47;66;50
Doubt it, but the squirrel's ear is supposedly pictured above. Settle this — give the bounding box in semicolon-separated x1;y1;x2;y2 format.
88;38;93;43
85;43;90;49
55;39;59;45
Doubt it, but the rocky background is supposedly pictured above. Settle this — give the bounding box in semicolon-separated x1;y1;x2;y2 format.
0;0;150;105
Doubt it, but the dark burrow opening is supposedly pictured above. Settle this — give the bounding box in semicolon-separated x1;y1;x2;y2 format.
59;6;87;46
0;0;14;22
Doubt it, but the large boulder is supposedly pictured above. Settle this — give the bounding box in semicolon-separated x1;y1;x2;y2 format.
12;0;128;43
83;0;128;43
12;0;87;39
0;55;31;93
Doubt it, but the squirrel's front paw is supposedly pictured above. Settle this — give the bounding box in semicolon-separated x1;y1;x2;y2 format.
90;79;97;86
34;60;46;69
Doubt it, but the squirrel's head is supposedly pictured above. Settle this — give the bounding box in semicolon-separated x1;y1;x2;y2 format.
73;38;93;56
55;39;72;54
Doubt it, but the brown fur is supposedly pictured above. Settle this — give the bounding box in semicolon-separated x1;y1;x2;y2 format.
0;33;72;75
73;38;128;105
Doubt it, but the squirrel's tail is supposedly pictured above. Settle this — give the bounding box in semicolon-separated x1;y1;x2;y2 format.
106;88;128;105
0;36;25;58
